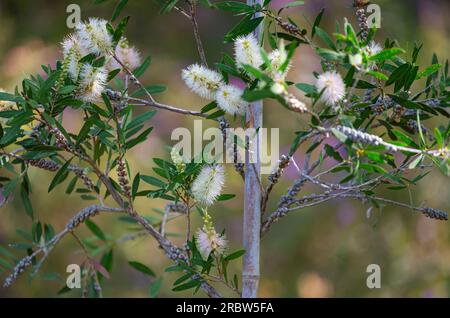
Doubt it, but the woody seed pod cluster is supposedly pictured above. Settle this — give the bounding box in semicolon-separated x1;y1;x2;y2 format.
27;159;59;172
355;8;369;41
268;155;291;185
3;256;33;287
117;157;131;197
66;205;101;231
72;167;95;191
422;207;448;221
284;93;308;113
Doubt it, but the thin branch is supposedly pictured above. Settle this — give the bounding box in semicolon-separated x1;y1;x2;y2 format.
188;0;208;66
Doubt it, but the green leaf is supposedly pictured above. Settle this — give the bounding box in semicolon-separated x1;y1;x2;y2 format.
57;85;77;95
149;277;162;298
128;261;155;277
132;173;140;199
113;16;130;43
295;83;317;95
289;131;309;156
133;56;151;78
126;127;153;149
386;62;410;86
217;194;236;201
20;183;34;219
388;94;421;110
367;70;388;81
283;1;304;8
206;110;226;119
100;249;114;276
48;158;73;192
141;175;166;188
224;249;246;261
126;111;156;132
159;0;179;14
224;15;264;43
316;48;343;61
172;279;201;291
0;92;23;103
111;0;128;21
201;101;217;114
215;1;256;14
324;144;343;162
85;219;107;241
434;128;443;148
76;115;96;146
408;155;424;169
311;8;325;39
368;48;405;62
314;27;336;50
416;64;441;80
131;85;166;97
242;88;276;102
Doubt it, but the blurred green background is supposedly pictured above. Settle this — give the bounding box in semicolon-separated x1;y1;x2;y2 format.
0;0;449;297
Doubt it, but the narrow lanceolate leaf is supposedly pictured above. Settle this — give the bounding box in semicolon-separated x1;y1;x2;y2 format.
133;56;151;78
416;64;441;80
159;0;179;15
172;279;201;291
214;1;256;14
128;261;155;277
85;219;107;241
311;8;325;39
224;15;264;43
367;71;388;81
224;249;246;261
368;48;405;62
48;158;73;192
314;27;336;50
111;0;128;21
126;111;156;132
125;127;153;149
0;92;23;103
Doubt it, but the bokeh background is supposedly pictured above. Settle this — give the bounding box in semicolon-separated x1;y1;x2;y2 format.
0;0;449;297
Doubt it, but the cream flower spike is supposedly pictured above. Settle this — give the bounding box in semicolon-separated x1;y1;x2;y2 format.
234;33;263;70
182;64;224;100
110;38;142;71
76;18;113;56
215;84;248;116
316;71;346;107
78;64;108;103
196;211;227;260
61;34;86;81
191;164;225;206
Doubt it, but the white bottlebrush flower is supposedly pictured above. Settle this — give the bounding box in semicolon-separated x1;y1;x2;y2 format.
61;34;86;81
215;84;248;115
191;164;224;206
182;64;224;100
363;41;383;70
196;212;227;259
110;38;142;71
268;48;290;78
170;146;187;171
316;71;346;106
234;34;263;70
76;18;113;56
364;41;382;57
78;64;108;102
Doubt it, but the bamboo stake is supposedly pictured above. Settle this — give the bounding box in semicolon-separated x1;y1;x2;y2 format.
242;0;263;298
